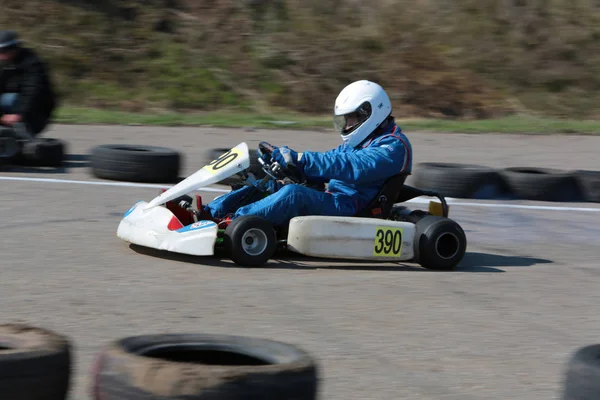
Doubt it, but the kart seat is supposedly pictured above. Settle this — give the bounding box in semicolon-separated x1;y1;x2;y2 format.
355;173;450;219
355;173;410;219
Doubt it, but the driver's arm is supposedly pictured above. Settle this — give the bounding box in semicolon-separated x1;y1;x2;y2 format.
301;136;411;184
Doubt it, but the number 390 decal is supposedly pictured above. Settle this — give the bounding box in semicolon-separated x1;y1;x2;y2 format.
202;148;242;175
373;226;404;257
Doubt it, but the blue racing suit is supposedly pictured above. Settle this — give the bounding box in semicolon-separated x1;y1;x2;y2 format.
205;119;413;227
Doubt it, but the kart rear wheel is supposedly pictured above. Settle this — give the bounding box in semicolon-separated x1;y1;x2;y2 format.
224;216;277;267
413;216;467;271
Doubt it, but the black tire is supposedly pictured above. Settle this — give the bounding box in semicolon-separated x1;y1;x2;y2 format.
205;148;264;186
574;170;600;203
561;344;600;400
92;333;319;400
499;167;581;202
0;136;20;162
411;162;509;199
224;215;278;267
0;323;72;400
19;138;66;167
413;215;467;271
90;144;181;183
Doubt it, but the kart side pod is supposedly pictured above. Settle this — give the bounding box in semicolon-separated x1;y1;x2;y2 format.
286;216;416;261
286;215;467;270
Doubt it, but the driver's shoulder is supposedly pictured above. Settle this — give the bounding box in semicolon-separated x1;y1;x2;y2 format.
368;128;411;150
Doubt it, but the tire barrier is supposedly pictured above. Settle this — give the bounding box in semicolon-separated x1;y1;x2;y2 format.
562;344;600;400
91;333;319;400
574;170;600;203
0;323;318;400
0;126;66;167
411;163;510;199
0;323;72;400
89;144;182;184
18;138;67;167
3;323;600;399
412;163;599;203
498;167;581;202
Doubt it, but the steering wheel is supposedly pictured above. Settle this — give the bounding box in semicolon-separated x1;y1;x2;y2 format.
256;141;305;184
257;141;276;162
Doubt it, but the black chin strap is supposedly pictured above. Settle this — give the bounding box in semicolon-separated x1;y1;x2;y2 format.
354;116;395;149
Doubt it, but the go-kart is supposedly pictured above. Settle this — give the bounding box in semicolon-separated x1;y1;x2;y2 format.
117;141;467;270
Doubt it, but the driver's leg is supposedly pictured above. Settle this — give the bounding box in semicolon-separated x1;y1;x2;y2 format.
205;185;268;219
233;184;356;227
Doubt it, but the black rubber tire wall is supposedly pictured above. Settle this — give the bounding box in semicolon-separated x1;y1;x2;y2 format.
574;170;600;203
20;138;66;167
411;162;508;199
499;167;581;202
92;333;319;400
0;323;72;400
90;144;181;183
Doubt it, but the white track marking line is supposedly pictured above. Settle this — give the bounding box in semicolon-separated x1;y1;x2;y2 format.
406;198;600;212
1;175;599;212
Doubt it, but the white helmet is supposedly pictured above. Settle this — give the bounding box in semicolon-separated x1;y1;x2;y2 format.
333;80;392;148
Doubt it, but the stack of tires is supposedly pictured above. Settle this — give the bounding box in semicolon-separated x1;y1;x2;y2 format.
0;323;319;400
3;322;600;399
411;163;600;203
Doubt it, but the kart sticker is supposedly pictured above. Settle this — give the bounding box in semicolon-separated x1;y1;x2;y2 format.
372;226;403;257
123;201;143;218
202;147;243;175
176;220;217;233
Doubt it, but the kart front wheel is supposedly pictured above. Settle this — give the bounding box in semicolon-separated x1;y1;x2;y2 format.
224;216;278;267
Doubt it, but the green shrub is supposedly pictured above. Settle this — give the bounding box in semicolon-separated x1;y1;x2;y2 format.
2;0;598;118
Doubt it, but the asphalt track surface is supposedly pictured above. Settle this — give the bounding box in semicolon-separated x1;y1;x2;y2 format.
1;124;600;400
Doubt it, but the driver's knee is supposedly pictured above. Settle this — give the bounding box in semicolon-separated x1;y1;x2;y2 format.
205;185;254;217
273;183;305;199
274;184;325;207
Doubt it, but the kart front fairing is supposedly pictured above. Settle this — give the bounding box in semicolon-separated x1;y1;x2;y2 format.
145;142;251;210
116;142;252;256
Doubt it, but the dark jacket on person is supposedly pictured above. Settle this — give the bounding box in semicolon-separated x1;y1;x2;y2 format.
0;47;56;134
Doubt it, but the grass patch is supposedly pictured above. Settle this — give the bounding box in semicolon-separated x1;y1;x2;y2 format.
55;107;333;129
54;107;600;135
4;0;600;120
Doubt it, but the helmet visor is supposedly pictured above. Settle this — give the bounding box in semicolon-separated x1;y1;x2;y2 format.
333;102;372;136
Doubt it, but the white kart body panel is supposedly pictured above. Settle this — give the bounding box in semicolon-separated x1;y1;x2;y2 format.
286;216;416;261
117;201;218;256
117;143;251;256
143;142;250;210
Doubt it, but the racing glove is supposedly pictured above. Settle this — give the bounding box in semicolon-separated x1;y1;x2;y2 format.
272;146;304;169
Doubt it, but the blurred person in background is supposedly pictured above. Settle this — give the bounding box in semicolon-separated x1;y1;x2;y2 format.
0;30;56;140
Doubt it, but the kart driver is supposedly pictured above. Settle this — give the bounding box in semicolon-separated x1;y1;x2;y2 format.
0;30;57;140
173;79;413;227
